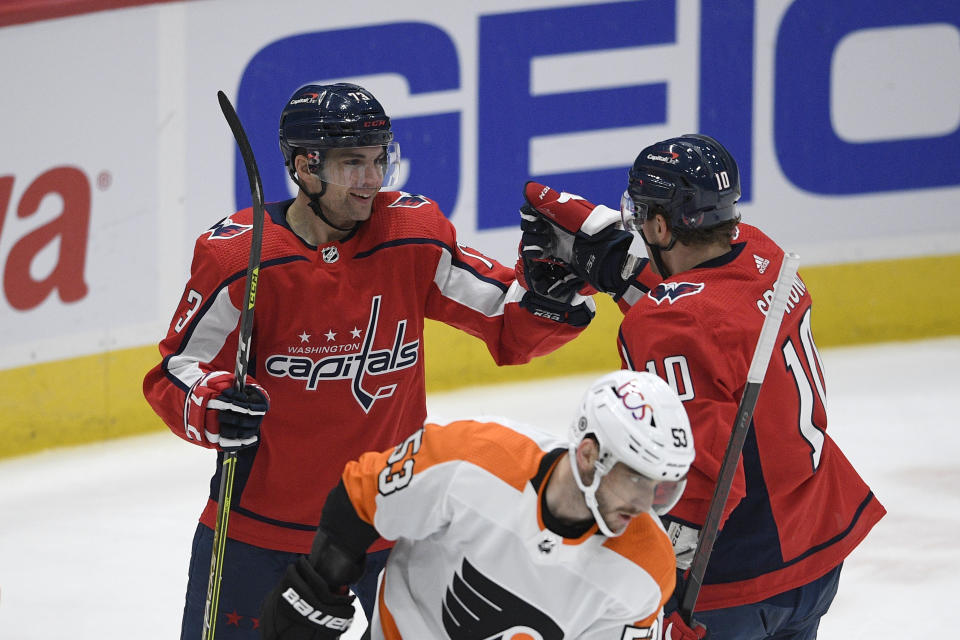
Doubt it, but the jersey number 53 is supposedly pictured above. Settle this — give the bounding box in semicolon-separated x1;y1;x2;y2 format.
377;429;425;496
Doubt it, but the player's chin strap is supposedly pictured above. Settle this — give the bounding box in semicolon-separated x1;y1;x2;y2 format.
568;446;621;538
290;171;357;233
638;228;677;279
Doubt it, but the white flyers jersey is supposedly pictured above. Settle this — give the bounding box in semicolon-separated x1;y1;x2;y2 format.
339;420;676;639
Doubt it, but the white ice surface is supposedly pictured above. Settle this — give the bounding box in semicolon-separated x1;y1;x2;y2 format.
1;337;958;639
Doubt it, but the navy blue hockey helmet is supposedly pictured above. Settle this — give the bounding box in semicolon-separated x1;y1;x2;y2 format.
621;134;740;231
278;83;399;187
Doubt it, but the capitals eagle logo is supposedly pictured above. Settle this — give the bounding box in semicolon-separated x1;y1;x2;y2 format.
648;282;705;305
206;217;252;240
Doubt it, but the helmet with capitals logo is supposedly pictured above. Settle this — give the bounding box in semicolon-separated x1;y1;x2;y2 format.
621;133;740;232
278;82;401;188
569;370;694;536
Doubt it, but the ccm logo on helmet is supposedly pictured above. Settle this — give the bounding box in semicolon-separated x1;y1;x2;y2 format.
281;587;353;631
364;120;387;127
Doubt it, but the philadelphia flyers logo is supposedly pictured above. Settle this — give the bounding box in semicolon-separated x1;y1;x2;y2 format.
442;559;563;640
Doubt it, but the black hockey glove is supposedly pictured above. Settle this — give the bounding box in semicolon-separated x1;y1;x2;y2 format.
518;290;595;327
514;198;596;328
522;181;637;297
518;208;590;303
259;557;357;640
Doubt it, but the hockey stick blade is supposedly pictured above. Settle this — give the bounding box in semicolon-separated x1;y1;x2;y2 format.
201;91;267;640
679;252;801;623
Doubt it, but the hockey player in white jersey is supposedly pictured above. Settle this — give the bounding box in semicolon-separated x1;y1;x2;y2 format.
260;370;696;640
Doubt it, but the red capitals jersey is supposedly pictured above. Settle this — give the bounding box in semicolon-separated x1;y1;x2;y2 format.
143;191;589;553
617;223;885;610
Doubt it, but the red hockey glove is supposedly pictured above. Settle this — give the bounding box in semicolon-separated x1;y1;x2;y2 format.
522;181;636;296
663;611;708;640
260;557;356;640
185;371;269;451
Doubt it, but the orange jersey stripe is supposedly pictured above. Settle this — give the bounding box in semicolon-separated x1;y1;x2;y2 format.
342;419;554;526
604;514;677;620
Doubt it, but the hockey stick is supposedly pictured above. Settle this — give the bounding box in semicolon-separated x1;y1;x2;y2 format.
678;252;801;624
201;90;266;640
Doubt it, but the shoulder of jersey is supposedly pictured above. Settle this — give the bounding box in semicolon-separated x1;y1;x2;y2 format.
733;222;777;252
640;222;781;311
194;206;302;275
366;190;450;242
424;419;561;490
603;512;675;579
730;222;784;280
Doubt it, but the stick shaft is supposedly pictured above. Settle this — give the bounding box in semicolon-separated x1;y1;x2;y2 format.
201;91;266;640
679;252;800;622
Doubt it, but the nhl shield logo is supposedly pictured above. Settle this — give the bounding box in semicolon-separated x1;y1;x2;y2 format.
321;246;340;263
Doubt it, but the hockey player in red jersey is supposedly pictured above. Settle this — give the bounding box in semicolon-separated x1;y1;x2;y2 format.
142;83;594;639
259;370;696;640
519;134;885;640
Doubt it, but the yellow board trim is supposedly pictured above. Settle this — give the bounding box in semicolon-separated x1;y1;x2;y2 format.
2;253;958;459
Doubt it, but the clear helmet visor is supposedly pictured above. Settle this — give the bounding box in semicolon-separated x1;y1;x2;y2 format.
618;470;688;516
307;141;402;189
651;476;687;515
620;189;651;231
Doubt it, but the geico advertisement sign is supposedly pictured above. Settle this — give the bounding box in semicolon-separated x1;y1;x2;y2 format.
231;0;960;235
2;0;958;370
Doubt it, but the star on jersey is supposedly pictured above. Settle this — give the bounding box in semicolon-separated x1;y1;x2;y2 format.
298;332;311;343
350;327;362;339
264;295;420;413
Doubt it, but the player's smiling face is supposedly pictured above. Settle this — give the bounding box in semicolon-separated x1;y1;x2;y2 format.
316;146;385;225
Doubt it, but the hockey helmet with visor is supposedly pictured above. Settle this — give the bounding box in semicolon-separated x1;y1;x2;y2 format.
569;370;695;537
279;83;401;190
619;133;740;238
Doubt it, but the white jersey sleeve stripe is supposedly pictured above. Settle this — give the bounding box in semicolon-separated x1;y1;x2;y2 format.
433;248;522;317
165;285;241;390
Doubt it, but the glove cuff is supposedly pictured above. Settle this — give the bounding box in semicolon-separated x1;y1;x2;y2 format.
308;529;366;589
519;291;595;327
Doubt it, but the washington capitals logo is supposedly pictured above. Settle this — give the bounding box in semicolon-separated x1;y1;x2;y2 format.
443;558;563;640
264;295;419;413
388;192;431;208
648;282;705;305
206;217;252;240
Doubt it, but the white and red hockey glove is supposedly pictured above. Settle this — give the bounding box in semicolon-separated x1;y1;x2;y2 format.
522;181;639;296
663;612;708;640
185;371;269;451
